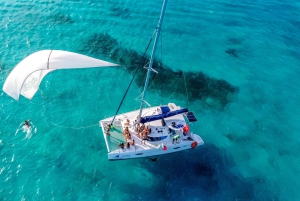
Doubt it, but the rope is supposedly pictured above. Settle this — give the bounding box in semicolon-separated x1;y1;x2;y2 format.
144;70;159;98
160;26;163;63
122;65;142;94
49;121;99;130
183;72;190;108
111;29;157;124
203;144;224;158
160;25;164;105
38;89;100;130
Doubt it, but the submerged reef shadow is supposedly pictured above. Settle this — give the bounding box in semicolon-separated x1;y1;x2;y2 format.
50;12;75;24
80;33;239;109
225;48;239;58
118;144;279;201
225;36;244;58
109;6;130;18
226;37;243;45
0;62;4;70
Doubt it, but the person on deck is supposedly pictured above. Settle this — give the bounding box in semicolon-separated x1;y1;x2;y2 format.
140;123;145;132
129;139;135;146
141;136;147;144
133;120;138;131
141;126;150;144
126;142;130;149
118;142;124;149
136;124;141;137
123;127;128;134
124;119;130;126
127;132;131;140
123;127;131;140
105;123;113;135
173;134;180;144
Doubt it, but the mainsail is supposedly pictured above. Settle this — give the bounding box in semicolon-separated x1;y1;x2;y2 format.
3;50;118;100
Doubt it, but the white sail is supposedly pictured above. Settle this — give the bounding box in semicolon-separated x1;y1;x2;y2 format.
3;50;118;100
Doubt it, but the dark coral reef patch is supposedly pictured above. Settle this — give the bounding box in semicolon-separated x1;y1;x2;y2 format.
225;48;239;58
80;33;239;109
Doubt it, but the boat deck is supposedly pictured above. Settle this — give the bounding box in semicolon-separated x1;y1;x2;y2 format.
99;104;204;160
101;118;160;153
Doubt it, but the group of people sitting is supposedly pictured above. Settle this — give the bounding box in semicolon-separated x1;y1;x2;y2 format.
124;118;130;126
118;119;153;148
119;120;134;149
122;126;138;145
123;126;131;141
118;139;134;149
136;123;151;144
105;123;114;135
122;121;152;146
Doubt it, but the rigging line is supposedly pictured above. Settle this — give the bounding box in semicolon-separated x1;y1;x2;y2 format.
138;55;160;99
160;27;163;63
178;39;189;109
183;72;190;108
145;68;157;91
39;89;99;130
122;66;142;94
161;83;164;105
49;121;99;129
165;80;179;100
203;144;224;158
146;72;161;105
160;25;164;105
111;29;157;124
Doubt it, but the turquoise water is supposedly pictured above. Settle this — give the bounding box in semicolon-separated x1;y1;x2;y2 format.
1;0;300;200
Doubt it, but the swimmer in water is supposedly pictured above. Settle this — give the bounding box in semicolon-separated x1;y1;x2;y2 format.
24;120;30;127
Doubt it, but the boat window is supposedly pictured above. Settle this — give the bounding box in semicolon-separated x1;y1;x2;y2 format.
148;136;167;141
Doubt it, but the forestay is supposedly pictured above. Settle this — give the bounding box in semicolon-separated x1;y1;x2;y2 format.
3;50;118;100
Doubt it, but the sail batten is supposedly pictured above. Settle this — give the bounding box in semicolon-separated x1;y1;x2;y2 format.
3;50;118;100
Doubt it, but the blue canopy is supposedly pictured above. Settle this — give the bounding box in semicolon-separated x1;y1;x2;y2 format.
140;108;188;123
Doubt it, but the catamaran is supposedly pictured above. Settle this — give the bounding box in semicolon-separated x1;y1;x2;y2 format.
100;0;203;160
2;0;204;161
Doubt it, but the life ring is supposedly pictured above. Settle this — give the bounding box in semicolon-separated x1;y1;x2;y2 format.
183;125;189;133
191;141;197;149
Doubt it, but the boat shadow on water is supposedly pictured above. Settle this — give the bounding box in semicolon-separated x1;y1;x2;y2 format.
120;144;279;201
80;33;239;110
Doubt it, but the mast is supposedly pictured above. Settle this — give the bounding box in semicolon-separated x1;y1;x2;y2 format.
138;0;168;122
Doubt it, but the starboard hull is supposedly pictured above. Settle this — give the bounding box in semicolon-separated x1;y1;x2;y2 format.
108;134;204;160
100;104;204;161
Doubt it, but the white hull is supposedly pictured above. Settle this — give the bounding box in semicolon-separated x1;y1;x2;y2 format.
100;104;204;161
98;1;204;161
107;134;203;160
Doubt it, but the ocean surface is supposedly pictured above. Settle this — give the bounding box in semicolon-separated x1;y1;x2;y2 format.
1;0;300;200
